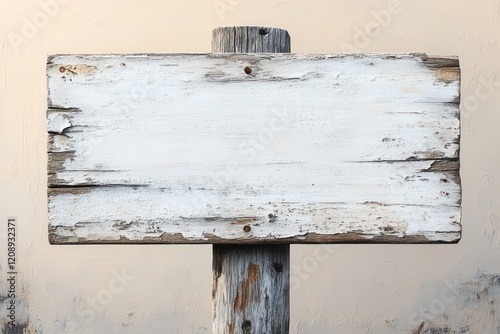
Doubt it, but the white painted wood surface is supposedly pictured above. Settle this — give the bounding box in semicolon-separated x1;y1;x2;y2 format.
47;53;461;244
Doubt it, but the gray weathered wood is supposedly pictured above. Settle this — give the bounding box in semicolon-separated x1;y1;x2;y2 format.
213;245;289;334
212;26;291;53
211;26;290;334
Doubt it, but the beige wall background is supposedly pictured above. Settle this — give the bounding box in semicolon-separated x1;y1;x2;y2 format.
0;0;499;333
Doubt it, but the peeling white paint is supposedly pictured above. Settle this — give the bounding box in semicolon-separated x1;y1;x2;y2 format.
46;53;461;243
47;113;72;134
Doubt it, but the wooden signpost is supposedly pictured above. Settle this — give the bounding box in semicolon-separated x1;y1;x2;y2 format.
47;26;461;333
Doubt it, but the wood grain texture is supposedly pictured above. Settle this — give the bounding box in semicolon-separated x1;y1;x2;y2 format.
213;245;289;334
212;26;291;53
47;53;461;244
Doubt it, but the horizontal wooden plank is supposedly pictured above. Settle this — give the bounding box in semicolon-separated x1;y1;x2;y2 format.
47;160;460;207
48;194;460;243
47;53;461;244
46;102;459;182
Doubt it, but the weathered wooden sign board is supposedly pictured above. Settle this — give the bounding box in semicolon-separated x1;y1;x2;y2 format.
47;53;461;244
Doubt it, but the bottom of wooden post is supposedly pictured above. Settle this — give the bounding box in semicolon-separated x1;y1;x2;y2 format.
213;245;290;334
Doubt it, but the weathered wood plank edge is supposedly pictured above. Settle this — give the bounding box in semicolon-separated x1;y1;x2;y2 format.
48;230;461;245
47;53;459;66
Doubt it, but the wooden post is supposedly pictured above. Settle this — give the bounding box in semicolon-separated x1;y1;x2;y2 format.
212;26;291;334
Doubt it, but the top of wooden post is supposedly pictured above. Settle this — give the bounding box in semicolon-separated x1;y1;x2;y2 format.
212;26;291;53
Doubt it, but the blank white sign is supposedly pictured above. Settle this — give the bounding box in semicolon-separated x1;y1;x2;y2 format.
47;53;461;244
